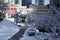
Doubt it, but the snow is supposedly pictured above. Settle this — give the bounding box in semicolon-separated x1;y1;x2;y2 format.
0;8;60;40
0;17;60;40
0;19;20;40
20;28;38;40
20;36;37;40
6;18;15;22
20;27;60;40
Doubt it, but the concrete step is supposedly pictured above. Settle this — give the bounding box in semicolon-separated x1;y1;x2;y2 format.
33;11;48;14
31;5;48;12
34;9;48;12
19;5;48;15
36;6;47;9
38;12;48;14
30;5;48;9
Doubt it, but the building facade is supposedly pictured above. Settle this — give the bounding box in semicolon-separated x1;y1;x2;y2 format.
17;0;44;6
39;0;44;5
50;0;60;8
4;0;44;6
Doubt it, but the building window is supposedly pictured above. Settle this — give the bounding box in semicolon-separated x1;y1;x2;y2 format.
15;0;18;4
39;0;44;5
39;0;44;2
8;0;13;4
22;0;27;6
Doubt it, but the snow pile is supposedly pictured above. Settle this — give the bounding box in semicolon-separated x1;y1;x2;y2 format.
0;19;20;40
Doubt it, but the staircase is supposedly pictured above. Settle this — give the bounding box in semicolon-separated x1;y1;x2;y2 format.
18;5;48;15
29;5;49;15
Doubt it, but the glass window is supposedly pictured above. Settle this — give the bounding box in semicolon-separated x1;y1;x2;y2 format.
15;0;18;4
8;0;13;4
39;0;44;5
39;0;44;2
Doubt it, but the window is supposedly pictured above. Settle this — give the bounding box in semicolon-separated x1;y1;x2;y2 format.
39;0;44;5
39;0;44;2
8;0;13;4
15;0;18;4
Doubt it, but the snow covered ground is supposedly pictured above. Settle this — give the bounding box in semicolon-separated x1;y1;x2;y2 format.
20;28;60;40
6;18;15;22
0;19;20;40
0;18;60;40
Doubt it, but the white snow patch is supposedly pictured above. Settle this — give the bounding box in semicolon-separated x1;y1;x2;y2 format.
0;19;20;40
